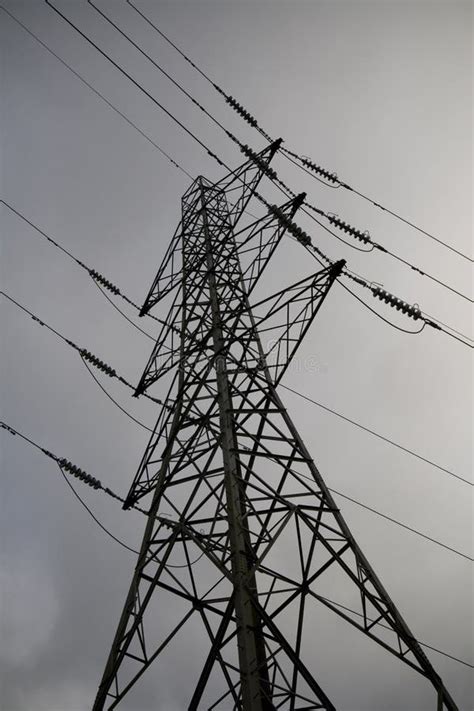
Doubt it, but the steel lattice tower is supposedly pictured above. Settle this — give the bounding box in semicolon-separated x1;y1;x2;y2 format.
92;141;457;711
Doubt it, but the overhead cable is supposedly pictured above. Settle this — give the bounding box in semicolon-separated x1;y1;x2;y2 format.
3;200;471;465
58;465;139;553
126;0;472;263
1;290;166;411
80;356;155;433
1;198;157;341
0;5;193;181
279;384;471;487
86;0;472;304
247;447;473;563
271;209;473;347
283;147;473;263
3;417;472;565
4;414;472;666
40;5;472;346
328;487;472;562
313;595;473;670
0;420;129;507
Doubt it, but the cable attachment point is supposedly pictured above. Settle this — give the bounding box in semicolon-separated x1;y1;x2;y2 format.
58;458;102;489
89;269;121;295
268;205;311;246
240;144;277;180
80;349;117;377
327;215;372;245
371;286;422;320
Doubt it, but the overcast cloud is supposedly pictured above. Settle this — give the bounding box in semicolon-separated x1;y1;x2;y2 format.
1;1;472;710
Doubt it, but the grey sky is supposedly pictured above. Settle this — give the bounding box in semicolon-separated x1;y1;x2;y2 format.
1;1;472;710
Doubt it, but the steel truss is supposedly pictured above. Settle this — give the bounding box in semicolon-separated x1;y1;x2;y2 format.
92;141;457;711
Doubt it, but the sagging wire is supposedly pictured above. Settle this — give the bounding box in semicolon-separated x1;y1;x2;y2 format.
1;198;158;340
1;421;128;507
323;213;472;303
58;465;139;554
264;208;472;344
48;1;473;302
90;277;156;341
40;4;472;346
281;149;341;189
80;355;155;433
4;273;467;488
282;147;473;263
1;420;206;565
304;208;376;253
122;0;473;264
1;419;141;552
1;290;168;412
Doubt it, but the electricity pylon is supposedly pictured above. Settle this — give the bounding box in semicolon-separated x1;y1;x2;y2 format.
92;140;457;710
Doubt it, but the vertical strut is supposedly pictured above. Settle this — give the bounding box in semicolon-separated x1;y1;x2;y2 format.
200;181;274;711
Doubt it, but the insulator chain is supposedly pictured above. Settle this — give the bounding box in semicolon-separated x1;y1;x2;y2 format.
327;215;373;246
283;148;339;185
80;349;117;377
371;286;422;320
89;269;121;295
267;204;332;264
58;457;147;510
240;144;278;181
58;458;102;489
224;94;273;141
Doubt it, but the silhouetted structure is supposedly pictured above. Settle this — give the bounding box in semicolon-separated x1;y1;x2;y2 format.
93;142;457;711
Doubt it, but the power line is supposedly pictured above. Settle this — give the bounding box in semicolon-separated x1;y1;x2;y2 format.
3;285;470;561
3;410;472;566
87;0;238;148
284;217;473;348
8;414;471;657
127;0;472;263
36;5;471;348
338;280;428;335
328;488;472;562
87;0;472;305
314;595;473;670
80;355;154;433
44;0;226;168
252;450;472;563
1;199;158;341
0;420;130;507
59;464;139;554
281;148;473;263
11;420;474;666
1;289;167;411
279;384;472;487
3;209;471;481
90;278;156;341
421;310;473;343
0;4;193;181
40;4;472;347
5;278;472;561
